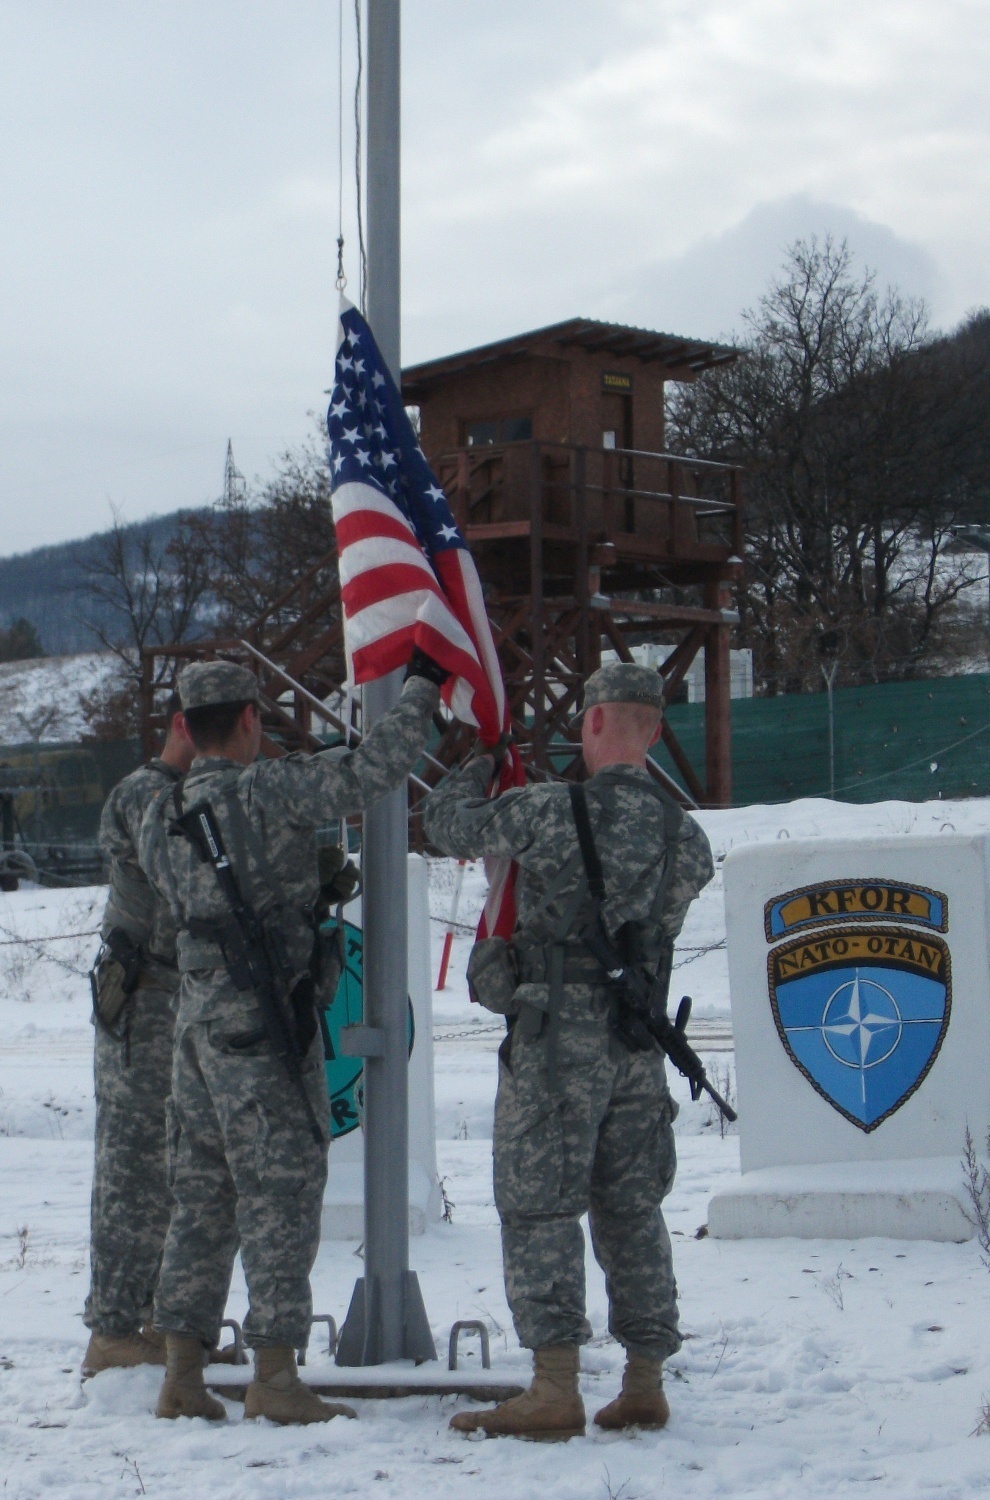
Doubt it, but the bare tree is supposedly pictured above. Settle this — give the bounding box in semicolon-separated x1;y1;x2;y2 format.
205;429;339;639
669;237;990;693
77;507;214;732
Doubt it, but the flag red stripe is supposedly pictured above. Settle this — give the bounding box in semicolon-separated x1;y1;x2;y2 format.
341;563;446;615
335;508;417;550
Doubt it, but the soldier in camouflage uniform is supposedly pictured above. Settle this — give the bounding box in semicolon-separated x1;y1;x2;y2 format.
82;696;196;1377
424;662;714;1440
139;655;443;1424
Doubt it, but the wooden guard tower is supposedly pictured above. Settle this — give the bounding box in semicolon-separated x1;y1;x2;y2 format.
404;318;742;806
140;317;742;813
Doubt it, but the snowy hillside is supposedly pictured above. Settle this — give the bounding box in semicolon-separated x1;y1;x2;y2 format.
3;799;990;1497
0;652;119;744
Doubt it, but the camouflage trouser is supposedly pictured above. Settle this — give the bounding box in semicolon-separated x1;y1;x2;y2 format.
84;985;175;1337
494;995;681;1362
154;1016;330;1350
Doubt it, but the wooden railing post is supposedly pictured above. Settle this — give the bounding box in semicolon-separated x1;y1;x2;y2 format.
574;446;590;677
730;466;744;557
139;649;155;763
703;581;732;807
670;459;682;553
529;442;546;768
455;451;469;530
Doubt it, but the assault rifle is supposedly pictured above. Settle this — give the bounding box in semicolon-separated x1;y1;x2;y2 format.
580;920;737;1124
565;780;736;1125
169;800;324;1145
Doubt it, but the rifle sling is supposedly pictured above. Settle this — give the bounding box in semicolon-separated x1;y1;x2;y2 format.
169;790;324;1144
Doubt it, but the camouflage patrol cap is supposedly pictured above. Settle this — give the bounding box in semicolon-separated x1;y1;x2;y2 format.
177;660;260;712
575;662;665;720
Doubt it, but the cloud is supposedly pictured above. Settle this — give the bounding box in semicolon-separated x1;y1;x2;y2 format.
0;0;987;550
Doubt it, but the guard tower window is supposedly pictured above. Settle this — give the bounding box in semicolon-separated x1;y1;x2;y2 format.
466;416;533;446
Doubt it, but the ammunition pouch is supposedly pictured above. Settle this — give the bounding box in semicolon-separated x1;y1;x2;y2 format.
90;927;144;1033
466;937;520;1015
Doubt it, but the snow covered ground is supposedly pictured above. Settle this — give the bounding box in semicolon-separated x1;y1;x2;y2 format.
0;652;118;744
4;798;990;1498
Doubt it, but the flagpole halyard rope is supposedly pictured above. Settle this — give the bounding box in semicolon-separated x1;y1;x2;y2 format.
353;0;367;312
335;0;346;291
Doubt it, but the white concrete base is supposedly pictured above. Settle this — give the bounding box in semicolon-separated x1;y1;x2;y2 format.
322;1161;441;1240
708;1156;973;1242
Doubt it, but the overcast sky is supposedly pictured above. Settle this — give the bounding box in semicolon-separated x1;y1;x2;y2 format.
1;0;987;555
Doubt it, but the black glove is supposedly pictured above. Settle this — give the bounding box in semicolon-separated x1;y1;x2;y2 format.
476;731;512;772
317;844;361;904
404;646;450;687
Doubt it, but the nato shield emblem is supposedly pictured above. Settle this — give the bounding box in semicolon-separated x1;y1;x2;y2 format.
764;881;950;1132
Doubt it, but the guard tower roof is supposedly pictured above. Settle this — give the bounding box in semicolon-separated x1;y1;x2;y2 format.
403;317;739;398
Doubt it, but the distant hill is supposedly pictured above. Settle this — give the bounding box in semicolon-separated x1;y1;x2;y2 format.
0;509;210;656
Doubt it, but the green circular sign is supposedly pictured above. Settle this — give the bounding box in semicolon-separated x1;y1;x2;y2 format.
320;918;415;1141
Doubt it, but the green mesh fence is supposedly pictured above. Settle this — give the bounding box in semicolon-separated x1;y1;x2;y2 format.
654;676;990;805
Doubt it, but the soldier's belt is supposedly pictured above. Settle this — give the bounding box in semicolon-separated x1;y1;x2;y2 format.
515;943;607;985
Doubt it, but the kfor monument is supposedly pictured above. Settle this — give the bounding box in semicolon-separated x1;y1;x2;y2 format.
709;833;990;1240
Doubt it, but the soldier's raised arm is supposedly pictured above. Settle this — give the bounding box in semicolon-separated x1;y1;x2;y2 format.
423;754;553;861
251;672;440;825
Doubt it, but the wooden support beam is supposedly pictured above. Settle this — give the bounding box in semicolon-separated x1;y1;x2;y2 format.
660;721;707;805
657;624;707;703
703;583;732;807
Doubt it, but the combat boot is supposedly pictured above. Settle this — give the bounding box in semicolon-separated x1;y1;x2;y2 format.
155;1334;226;1421
81;1325;166;1377
449;1345;585;1440
594;1353;670;1431
243;1345;357;1425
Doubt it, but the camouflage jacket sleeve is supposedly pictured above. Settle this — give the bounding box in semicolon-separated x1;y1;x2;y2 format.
250;675;440;826
100;761;181;978
660;812;715;941
422;756;555;859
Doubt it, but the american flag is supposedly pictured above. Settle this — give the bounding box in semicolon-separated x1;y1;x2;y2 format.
326;297;523;938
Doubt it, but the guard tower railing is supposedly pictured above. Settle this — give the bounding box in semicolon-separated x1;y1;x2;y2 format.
433;439;743;588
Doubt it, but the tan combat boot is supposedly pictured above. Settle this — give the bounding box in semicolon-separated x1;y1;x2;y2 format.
81;1325;166;1377
449;1345;585;1441
155;1334;227;1421
243;1345;357;1425
594;1353;670;1431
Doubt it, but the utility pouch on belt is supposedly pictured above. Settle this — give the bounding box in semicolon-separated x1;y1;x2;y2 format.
90;928;143;1031
466;937;520;1014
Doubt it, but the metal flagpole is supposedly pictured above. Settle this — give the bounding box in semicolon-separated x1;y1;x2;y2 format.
336;0;436;1367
